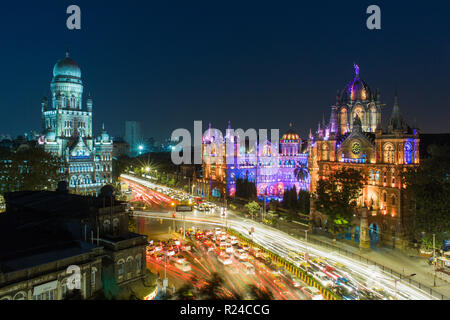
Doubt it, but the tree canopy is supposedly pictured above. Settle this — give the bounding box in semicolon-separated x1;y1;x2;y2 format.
403;144;450;244
314;167;364;230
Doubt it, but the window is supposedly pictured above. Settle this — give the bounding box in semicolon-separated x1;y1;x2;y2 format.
126;257;133;274
113;218;119;233
118;260;125;276
136;255;142;273
404;142;413;164
13;292;26;300
91;267;97;289
383;143;395;163
61;279;68;298
103;220;111;233
383;193;387;202
391;196;396;205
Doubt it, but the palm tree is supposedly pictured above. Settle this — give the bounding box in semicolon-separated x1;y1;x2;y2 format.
294;163;309;184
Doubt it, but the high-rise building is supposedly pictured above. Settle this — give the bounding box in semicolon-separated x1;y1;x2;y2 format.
125;121;142;156
38;49;113;195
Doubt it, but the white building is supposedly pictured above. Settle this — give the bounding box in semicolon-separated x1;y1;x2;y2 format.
39;50;113;195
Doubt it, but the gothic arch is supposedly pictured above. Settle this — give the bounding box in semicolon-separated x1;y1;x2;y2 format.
383;142;395;164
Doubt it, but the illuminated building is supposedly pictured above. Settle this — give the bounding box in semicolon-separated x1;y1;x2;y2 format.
308;65;420;248
200;122;309;200
38;49;113;195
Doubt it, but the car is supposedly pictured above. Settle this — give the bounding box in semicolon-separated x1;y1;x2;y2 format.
234;249;248;260
170;254;185;264
291;277;302;288
313;272;333;287
303;286;324;300
175;261;192;272
218;254;233;265
225;243;234;254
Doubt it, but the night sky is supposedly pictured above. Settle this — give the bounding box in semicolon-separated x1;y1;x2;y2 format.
0;0;448;141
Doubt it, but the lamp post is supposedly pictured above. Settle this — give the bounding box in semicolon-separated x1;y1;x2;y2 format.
433;233;436;287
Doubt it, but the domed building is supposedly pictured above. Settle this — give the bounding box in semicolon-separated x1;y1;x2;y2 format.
199;121;309;200
39;49;113;195
308;64;420;249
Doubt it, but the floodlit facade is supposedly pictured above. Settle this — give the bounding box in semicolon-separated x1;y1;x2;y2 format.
200;122;309;200
39;50;113;195
308;65;420;248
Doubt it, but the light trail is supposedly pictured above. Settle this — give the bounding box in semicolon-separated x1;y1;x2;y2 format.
126;174;439;300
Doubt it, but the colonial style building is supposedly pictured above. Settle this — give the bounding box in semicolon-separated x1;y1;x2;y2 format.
38;50;113;195
0;184;151;300
200;122;309;200
308;65;420;249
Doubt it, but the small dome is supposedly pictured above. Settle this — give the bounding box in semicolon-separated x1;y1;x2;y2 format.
282;124;300;141
53;51;81;79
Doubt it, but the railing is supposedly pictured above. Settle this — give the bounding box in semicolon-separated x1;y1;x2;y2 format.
226;228;341;300
292;230;448;300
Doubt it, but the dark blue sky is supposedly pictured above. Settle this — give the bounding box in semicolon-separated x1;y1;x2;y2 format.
0;0;448;141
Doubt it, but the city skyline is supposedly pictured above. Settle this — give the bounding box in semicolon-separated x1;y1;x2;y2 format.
0;1;448;141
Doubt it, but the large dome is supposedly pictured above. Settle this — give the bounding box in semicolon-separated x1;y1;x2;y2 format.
53;52;81;79
341;64;372;103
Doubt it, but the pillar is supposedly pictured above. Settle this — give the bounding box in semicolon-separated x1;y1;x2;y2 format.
359;208;371;250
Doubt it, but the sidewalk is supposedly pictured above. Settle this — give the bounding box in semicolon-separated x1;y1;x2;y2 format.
307;232;450;299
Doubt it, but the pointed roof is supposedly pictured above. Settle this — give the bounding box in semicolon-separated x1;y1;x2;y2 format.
71;135;91;157
387;92;409;133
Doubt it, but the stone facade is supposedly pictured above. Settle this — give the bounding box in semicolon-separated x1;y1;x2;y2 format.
39;50;113;195
308;65;420;249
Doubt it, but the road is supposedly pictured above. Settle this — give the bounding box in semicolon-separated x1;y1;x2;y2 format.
142;220;311;300
122;173;439;300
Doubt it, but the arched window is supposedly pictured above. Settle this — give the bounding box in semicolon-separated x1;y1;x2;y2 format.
383;193;387;202
383;143;395;163
13;292;26;300
103;220;111;233
91;267;97;289
113;218;119;233
126;256;133;273
136;255;142;273
404;142;413;164
321;143;329;161
117;259;125;276
391;195;396;206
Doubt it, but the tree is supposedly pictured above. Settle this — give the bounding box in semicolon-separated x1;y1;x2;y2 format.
314;167;364;235
403;144;450;244
235;177;256;199
245;201;260;219
297;190;310;214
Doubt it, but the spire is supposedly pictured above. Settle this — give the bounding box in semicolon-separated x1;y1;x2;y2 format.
309;128;312;139
289;122;293;128
66;46;70;58
388;91;406;133
102;123;105;131
353;63;360;77
227;120;231;129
